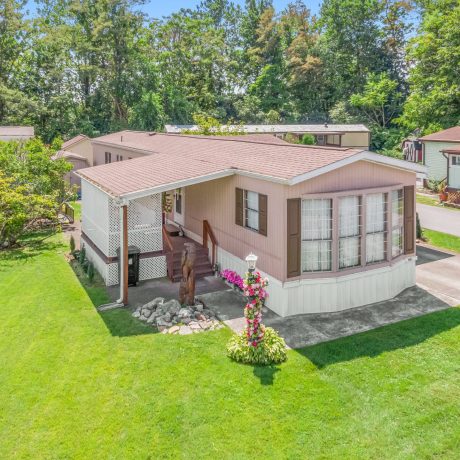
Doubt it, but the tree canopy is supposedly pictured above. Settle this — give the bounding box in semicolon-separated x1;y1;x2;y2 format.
0;0;458;151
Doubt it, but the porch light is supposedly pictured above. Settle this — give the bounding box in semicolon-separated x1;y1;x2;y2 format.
245;253;258;272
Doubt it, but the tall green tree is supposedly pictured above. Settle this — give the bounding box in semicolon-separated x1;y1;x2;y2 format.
400;0;460;133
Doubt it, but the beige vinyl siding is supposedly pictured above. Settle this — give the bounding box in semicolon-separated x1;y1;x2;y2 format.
184;160;415;282
92;142;148;166
340;132;370;148
66;139;94;165
423;141;453;181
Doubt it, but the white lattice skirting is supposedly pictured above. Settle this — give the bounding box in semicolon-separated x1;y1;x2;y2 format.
84;243;167;286
81;180;166;286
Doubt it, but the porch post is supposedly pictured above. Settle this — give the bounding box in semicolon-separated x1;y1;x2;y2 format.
119;203;129;305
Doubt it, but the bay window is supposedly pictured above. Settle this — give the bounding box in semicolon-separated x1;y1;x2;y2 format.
391;189;404;257
366;193;387;263
339;196;361;269
301;199;332;272
299;187;406;274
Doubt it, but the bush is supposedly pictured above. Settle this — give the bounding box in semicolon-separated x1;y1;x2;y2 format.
227;327;287;365
87;261;95;282
300;133;315;145
69;235;75;253
284;133;300;144
416;212;423;240
78;245;86;265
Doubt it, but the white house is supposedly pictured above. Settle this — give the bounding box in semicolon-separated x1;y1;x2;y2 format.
419;126;460;189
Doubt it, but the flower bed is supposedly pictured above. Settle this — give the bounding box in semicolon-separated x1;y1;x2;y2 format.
220;269;244;290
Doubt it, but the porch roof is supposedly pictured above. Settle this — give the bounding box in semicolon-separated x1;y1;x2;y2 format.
78;131;426;199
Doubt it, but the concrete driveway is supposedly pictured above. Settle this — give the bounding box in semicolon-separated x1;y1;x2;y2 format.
417;203;460;236
416;245;460;306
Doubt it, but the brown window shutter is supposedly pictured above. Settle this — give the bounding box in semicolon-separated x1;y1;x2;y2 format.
235;188;244;226
404;185;415;254
258;193;268;236
287;198;301;278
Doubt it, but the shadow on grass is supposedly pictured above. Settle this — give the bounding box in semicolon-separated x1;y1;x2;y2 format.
298;307;460;369
0;231;62;270
70;259;158;338
253;365;281;385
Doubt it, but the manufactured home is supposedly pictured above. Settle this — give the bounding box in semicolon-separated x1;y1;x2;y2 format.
78;131;425;317
165;124;371;149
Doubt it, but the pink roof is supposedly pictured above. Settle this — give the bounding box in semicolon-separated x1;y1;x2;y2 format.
79;131;422;197
62;134;89;149
420;126;460;142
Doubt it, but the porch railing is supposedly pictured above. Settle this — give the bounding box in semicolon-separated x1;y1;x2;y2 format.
162;224;174;281
202;220;217;267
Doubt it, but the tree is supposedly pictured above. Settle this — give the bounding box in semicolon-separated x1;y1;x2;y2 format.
350;73;402;128
0;139;75;247
129;92;165;131
400;0;460;132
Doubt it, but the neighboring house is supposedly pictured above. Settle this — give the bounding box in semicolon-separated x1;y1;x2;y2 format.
0;126;34;141
419;126;460;189
165;124;371;149
57;135;93;189
77;131;425;317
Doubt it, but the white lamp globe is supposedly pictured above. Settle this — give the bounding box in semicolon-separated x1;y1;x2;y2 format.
245;252;258;271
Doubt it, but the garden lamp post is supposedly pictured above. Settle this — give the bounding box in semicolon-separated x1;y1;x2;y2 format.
245;252;258;273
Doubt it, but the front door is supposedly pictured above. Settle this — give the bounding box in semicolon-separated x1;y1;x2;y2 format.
174;188;184;226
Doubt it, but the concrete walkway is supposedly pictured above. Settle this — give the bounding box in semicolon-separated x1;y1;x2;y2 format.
417;203;460;236
198;286;452;349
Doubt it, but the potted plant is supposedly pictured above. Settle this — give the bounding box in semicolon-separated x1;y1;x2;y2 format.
438;181;448;202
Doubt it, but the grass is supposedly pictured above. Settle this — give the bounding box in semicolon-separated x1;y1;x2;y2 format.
1;235;460;458
417;193;439;207
423;228;460;254
417;193;460;211
70;200;81;221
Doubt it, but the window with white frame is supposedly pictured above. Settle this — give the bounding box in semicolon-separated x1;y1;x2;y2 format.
244;190;259;231
391;189;404;257
301;199;332;272
339;196;361;269
366;193;387;263
451;155;460;166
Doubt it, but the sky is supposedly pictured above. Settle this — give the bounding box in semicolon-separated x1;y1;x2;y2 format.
25;1;323;19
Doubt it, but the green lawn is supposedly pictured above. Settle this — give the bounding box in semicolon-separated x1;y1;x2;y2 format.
417;193;440;207
1;236;460;458
423;228;460;253
70;200;81;221
417;193;460;211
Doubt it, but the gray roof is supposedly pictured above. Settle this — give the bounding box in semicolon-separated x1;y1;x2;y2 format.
165;124;370;134
0;126;35;140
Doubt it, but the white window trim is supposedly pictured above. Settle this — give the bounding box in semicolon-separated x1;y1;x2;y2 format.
299;185;406;276
244;190;260;232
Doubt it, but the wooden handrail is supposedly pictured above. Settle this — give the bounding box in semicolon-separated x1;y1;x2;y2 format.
203;220;218;267
162;225;174;281
162;225;174;253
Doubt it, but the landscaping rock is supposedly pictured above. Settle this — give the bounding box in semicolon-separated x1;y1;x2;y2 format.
168;326;180;334
133;299;222;335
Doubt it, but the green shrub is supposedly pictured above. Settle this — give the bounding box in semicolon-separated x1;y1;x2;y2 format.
416;212;423;239
300;133;315;145
69;235;76;253
87;261;95;282
284;133;300;144
78;245;86;265
227;327;287;365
